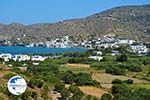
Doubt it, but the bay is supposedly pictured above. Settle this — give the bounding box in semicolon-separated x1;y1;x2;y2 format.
0;46;88;54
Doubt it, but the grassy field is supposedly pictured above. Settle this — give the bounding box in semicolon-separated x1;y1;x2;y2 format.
60;63;104;74
92;73;150;88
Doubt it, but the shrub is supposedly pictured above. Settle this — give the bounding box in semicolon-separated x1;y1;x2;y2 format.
116;54;128;62
106;67;126;75
128;65;142;72
62;70;76;84
112;79;123;84
12;67;21;73
123;79;133;84
54;82;65;93
101;93;112;100
60;88;70;99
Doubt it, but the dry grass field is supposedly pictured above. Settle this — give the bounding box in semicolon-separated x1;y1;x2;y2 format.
79;86;107;98
67;63;90;68
92;73;149;88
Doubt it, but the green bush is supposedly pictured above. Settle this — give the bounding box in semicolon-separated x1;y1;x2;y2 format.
60;88;70;99
123;79;133;84
54;82;65;93
68;58;95;64
12;67;21;73
62;70;76;84
112;79;123;84
106;67;126;75
101;93;112;100
116;54;128;62
128;65;142;72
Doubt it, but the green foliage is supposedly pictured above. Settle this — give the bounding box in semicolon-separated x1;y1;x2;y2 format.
60;88;70;99
117;45;131;54
63;52;90;57
139;56;150;65
62;70;76;84
12;67;21;73
112;84;131;95
62;71;100;86
0;97;4;100
116;53;128;62
128;65;142;72
28;79;44;88
106;66;126;75
123;79;133;84
69;85;84;97
27;63;59;74
102;47;112;55
112;84;150;100
54;82;65;93
111;79;133;84
68;57;95;64
101;93;112;100
31;91;38;100
3;73;16;79
43;74;59;84
0;85;6;93
111;79;123;84
75;73;94;86
90;61;113;69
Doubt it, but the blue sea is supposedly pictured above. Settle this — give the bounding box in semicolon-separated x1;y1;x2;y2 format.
0;46;88;54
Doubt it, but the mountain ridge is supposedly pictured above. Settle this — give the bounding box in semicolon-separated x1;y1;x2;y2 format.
0;4;150;43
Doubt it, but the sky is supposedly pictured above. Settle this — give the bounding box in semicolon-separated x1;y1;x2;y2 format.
0;0;150;25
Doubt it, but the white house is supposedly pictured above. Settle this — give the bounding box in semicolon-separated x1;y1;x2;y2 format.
88;56;103;61
94;51;102;55
130;45;149;54
117;39;135;45
0;53;12;62
12;55;30;62
31;55;47;61
111;50;120;56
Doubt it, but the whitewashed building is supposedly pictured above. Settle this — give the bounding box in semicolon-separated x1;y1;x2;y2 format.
31;55;47;61
130;45;149;54
88;56;103;61
0;53;12;62
12;55;30;62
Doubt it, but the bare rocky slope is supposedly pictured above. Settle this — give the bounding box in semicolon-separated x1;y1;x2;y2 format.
0;4;150;43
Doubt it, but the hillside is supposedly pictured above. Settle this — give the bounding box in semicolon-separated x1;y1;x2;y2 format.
0;4;150;43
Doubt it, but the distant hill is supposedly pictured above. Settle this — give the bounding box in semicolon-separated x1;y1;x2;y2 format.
0;4;150;43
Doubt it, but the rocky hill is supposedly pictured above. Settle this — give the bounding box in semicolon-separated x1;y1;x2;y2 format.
0;4;150;43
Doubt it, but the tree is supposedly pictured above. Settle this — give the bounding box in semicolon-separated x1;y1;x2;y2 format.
60;88;70;99
12;67;21;73
54;82;65;93
123;79;133;84
101;93;112;100
112;79;123;84
116;54;128;62
128;65;142;72
75;73;93;86
62;70;76;84
106;67;126;75
69;85;84;98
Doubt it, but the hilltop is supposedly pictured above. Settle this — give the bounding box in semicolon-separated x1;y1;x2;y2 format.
0;4;150;43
